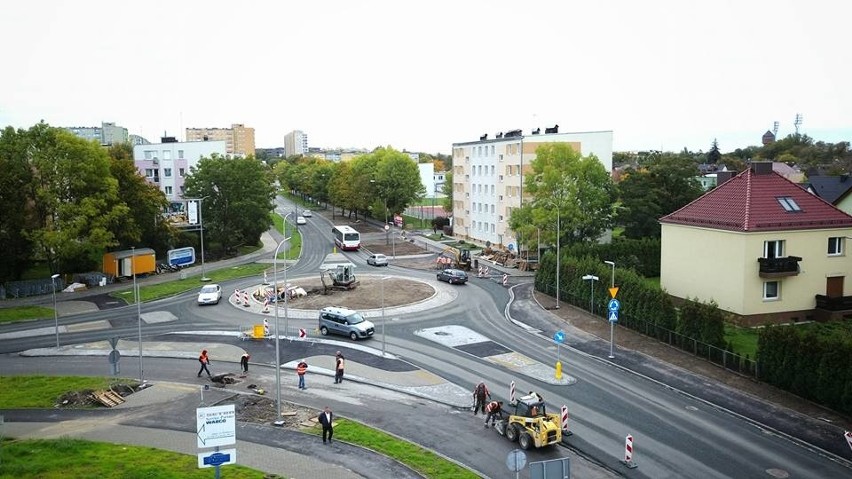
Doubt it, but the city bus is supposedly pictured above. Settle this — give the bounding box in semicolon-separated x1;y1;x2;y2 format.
332;225;361;251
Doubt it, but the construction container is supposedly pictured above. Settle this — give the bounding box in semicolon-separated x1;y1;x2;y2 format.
103;248;156;278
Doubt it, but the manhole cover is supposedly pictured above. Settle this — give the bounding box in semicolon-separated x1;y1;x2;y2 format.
433;331;450;336
765;468;789;478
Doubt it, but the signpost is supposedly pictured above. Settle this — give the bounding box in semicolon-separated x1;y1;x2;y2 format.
553;330;565;379
607;293;620;359
506;449;527;479
197;404;236;479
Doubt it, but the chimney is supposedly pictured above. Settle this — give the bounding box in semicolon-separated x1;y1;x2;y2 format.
752;161;773;175
716;171;735;185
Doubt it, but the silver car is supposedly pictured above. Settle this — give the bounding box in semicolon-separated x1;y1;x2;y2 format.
366;253;388;266
318;306;375;340
197;284;222;305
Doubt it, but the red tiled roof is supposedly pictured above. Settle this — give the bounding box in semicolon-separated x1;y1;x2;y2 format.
660;168;852;232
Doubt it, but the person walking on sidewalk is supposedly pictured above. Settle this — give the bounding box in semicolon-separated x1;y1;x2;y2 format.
472;381;490;415
334;351;345;384
483;400;504;428
240;352;250;373
296;359;308;390
197;349;212;378
318;406;334;444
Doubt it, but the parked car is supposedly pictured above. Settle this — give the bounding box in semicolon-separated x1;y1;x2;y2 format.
197;284;222;305
296;216;307;225
366;253;389;267
302;210;312;217
318;306;375;340
437;268;468;285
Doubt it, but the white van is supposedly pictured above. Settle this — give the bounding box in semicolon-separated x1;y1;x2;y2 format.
318;306;375;340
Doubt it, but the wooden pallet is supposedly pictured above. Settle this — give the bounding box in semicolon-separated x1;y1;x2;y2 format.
91;390;125;407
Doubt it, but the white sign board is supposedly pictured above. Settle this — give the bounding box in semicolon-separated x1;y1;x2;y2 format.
196;404;236;448
198;448;237;468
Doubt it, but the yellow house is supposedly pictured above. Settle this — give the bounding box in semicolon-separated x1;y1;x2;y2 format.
660;162;852;326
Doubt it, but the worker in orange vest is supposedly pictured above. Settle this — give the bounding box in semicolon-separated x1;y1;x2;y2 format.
296;359;308;390
484;400;504;428
197;349;212;378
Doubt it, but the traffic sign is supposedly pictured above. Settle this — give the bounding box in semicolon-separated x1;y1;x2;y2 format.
609;286;619;298
196;405;236;448
609;311;619;323
506;449;527;472
553;330;565;343
608;299;621;312
198;449;236;468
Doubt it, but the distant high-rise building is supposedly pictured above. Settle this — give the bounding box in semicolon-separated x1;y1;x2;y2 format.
65;121;129;146
283;130;309;157
185;123;255;157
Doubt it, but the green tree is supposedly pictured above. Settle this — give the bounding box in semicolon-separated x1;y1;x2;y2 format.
106;143;174;253
616;153;703;238
441;172;453;213
707;139;721;164
510;143;615;250
371;147;426;220
24;124;129;273
0;126;36;280
183;155;275;254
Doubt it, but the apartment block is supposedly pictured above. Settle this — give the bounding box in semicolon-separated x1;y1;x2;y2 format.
185;123;255;157
451;128;612;252
133;137;227;202
65;121;129;146
283;130;309;157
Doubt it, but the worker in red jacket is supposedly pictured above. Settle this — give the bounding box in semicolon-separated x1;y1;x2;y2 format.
472;382;491;415
484;400;504;428
296;360;308;390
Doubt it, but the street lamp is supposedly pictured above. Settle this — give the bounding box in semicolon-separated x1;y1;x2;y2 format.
197;197;211;282
604;261;616;359
380;275;391;356
555;209;561;309
51;273;60;347
582;274;599;315
273;212;292;420
131;246;143;383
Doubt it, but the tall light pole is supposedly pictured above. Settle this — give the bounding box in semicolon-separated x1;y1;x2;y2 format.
199;197;211;282
604;261;616;359
273;212;292;420
51;273;60;347
555;209;561;309
132;246;143;383
582;274;599;315
380;275;390;356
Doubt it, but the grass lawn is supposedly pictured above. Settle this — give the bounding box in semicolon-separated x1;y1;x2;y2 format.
0;305;55;324
1;375;478;479
109;263;271;304
724;324;760;358
271;212;302;260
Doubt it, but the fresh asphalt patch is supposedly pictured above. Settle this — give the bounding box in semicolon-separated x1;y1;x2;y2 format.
454;340;512;358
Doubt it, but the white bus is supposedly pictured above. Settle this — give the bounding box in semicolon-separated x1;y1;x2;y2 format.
332;225;361;251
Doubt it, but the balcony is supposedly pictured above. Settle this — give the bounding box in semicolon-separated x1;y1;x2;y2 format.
757;256;801;278
815;294;852;311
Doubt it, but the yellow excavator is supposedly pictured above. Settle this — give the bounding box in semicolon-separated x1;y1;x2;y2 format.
441;246;472;271
494;392;562;450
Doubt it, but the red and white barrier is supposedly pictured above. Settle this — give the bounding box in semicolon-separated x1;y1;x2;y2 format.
483;266;489;277
622;434;637;469
561;405;572;436
510;380;516;404
234;290;242;305
502;274;508;286
242;290;250;307
845;431;852;454
262;297;270;314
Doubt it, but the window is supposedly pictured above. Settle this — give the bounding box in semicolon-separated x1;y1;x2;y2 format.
499;215;503;222
777;196;801;212
164;186;173;195
144;150;154;160
164;168;172;178
178;150;184;159
145;169;154;178
163;150;171;160
499;154;503;162
491;145;495;155
763;281;780;300
763;240;784;258
828;237;844;255
179;168;185;177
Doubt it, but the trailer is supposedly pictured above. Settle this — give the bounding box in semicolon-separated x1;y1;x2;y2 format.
103;248;156;278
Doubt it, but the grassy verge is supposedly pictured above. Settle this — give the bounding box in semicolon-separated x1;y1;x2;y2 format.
271;212;302;260
0;438;268;479
1;376;477;479
109;263;271;304
724;324;760;358
0;305;55;324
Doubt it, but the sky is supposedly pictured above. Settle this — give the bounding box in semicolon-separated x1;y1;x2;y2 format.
1;1;850;155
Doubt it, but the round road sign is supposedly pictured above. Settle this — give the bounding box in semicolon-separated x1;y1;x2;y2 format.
506;449;527;472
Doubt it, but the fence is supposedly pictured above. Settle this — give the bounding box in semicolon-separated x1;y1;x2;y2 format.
1;278;66;300
539;283;758;378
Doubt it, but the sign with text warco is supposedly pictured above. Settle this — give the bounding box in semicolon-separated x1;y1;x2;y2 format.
196;404;236;448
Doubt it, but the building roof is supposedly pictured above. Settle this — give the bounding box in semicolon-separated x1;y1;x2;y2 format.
805;175;852;205
660;165;852;232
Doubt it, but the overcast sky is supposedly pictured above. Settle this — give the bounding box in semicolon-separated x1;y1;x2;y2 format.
1;1;849;155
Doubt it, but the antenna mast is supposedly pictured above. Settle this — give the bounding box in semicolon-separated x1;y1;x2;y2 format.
794;113;803;135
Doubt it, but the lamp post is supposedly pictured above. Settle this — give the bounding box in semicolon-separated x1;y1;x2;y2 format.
380;275;391;356
198;197;210;282
51;273;60;347
604;261;616;359
131;246;143;383
582;274;599;315
555;209;561;309
273;212;292;420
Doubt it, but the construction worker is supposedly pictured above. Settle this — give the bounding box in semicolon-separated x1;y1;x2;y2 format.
484;400;504;428
334;351;345;384
472;382;491;415
240;352;250;373
296;359;308;390
197;349;212;378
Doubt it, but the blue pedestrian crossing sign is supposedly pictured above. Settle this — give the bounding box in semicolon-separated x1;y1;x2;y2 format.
553;330;565;343
608;311;619;323
608;299;621;312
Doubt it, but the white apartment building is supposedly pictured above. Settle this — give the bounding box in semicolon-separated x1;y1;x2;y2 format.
133;138;226;201
283;130;309;157
451;129;613;252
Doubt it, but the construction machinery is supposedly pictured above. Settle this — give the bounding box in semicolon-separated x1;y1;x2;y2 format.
494;392;562;450
441;246;472;271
